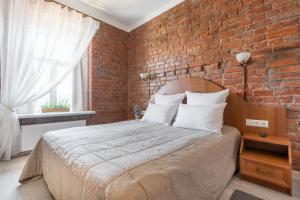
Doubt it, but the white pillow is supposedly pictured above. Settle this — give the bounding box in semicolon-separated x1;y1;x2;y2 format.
186;89;229;105
141;103;179;125
173;103;227;134
155;93;185;105
148;95;155;104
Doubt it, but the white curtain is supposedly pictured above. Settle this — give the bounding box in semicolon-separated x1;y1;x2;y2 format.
16;51;89;114
72;50;88;111
0;0;99;160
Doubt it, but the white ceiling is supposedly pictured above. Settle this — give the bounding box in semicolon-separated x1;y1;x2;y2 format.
56;0;185;32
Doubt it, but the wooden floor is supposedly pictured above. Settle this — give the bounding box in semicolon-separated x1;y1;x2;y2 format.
1;156;300;200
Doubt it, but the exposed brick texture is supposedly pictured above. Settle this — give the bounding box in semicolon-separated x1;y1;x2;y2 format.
1;0;300;170
87;22;128;125
127;0;300;170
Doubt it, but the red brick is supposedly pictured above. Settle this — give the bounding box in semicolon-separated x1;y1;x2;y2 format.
223;78;243;85
263;96;277;103
248;96;264;103
271;72;300;81
283;18;299;27
253;90;274;96
255;27;267;35
266;29;284;39
279;96;294;103
224;67;243;73
288;104;300;112
267;37;283;46
269;53;300;68
126;0;300;170
276;88;300;96
277;65;300;73
284;25;300;35
279;81;300;89
87;23;128;125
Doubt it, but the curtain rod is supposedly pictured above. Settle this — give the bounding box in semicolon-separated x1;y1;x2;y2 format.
44;0;102;23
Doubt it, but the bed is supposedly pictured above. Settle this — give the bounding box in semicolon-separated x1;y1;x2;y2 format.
20;78;270;200
20;120;240;200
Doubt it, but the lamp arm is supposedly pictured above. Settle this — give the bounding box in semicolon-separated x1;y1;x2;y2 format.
147;78;151;100
243;63;248;101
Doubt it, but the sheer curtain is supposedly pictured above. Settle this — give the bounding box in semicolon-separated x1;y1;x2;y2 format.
16;51;89;114
72;50;88;111
0;0;99;160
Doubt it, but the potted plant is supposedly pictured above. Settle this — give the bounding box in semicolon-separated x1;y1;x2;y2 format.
133;105;143;120
41;99;70;113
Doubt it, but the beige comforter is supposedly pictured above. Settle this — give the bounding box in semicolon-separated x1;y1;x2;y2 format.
20;120;240;200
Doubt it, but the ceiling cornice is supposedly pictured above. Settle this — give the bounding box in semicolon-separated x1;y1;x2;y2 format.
127;0;185;31
56;0;185;32
56;0;130;31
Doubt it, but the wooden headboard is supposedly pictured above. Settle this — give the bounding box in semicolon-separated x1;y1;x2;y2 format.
157;78;286;136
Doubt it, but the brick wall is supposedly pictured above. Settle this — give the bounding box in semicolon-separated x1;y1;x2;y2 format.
87;22;129;125
127;0;300;169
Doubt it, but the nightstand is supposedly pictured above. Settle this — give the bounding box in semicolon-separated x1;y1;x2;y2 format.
240;133;292;195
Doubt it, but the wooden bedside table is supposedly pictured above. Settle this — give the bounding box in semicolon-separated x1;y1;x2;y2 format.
240;133;292;195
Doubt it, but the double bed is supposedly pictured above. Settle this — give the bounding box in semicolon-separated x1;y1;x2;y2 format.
20;78;244;200
20;121;240;200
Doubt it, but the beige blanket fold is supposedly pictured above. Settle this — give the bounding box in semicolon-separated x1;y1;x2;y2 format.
20;121;240;200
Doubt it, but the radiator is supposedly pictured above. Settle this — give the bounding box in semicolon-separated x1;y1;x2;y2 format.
20;120;86;152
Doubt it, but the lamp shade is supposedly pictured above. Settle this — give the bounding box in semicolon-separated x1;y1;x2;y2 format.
236;52;251;64
139;73;148;80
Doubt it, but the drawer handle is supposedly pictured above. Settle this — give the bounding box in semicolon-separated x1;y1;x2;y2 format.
256;167;271;175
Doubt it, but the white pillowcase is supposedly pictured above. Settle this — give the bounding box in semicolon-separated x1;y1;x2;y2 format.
141;103;179;125
173;103;227;134
186;89;229;105
155;93;185;105
148;95;155;104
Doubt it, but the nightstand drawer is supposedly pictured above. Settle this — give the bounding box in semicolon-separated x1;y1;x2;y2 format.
240;133;292;195
240;159;291;188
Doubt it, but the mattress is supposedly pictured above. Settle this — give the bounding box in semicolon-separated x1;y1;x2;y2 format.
20;120;241;200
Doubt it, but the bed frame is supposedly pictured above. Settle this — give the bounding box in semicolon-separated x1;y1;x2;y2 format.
157;78;286;136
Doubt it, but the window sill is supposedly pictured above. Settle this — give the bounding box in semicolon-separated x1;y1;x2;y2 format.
17;111;96;119
18;111;96;125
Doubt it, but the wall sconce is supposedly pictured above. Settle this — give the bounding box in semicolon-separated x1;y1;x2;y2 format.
236;52;251;101
139;72;156;99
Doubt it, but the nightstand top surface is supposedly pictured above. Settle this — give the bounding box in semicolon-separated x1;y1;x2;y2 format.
243;133;291;146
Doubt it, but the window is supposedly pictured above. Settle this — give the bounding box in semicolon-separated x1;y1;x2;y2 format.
16;45;88;115
35;74;73;113
16;30;78;114
13;8;91;115
16;72;74;114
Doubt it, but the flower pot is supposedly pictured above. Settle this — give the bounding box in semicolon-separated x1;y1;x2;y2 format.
42;108;70;113
135;114;140;120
